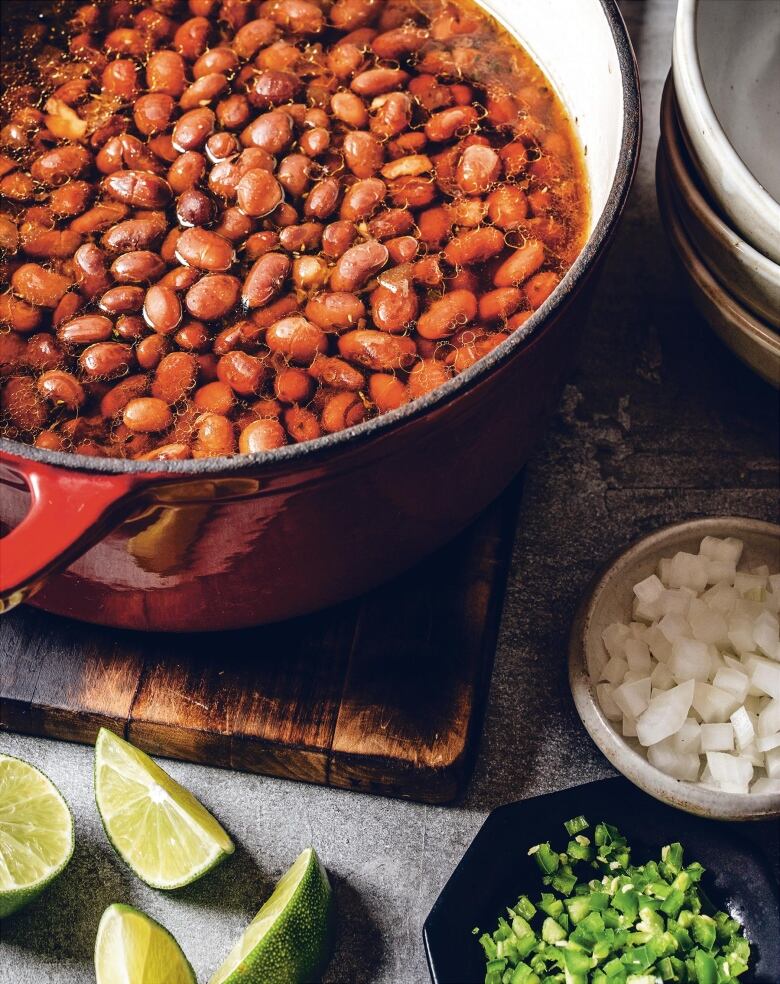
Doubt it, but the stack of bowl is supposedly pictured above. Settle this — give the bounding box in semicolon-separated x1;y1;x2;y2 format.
657;0;780;387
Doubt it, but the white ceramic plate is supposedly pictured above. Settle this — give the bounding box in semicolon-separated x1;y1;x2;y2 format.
657;150;780;388
659;75;780;329
673;0;780;264
569;517;780;821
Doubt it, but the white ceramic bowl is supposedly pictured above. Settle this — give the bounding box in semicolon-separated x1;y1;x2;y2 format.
657;151;780;388
569;517;780;821
659;76;780;330
673;0;780;264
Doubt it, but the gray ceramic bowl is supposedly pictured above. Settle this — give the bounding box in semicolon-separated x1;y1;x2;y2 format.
569;517;780;821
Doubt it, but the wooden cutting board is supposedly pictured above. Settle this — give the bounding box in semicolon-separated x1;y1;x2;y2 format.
0;480;520;804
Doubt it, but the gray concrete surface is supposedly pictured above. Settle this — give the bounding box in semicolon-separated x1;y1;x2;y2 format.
2;2;778;981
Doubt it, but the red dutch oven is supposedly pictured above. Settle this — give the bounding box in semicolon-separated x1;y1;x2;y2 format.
0;2;641;632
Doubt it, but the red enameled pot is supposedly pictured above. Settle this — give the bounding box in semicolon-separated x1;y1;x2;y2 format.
0;1;641;631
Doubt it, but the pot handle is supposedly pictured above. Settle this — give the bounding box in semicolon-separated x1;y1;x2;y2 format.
0;458;140;613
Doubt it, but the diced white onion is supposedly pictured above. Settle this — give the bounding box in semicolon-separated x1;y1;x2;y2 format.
592;534;780;794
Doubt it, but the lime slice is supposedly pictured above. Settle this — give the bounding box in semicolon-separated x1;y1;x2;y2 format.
95;903;196;984
209;847;332;984
94;728;233;889
0;753;74;919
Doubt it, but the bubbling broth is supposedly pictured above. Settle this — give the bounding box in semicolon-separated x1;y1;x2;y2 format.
0;0;588;460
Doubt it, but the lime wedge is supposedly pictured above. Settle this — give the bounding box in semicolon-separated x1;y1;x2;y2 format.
0;753;74;919
209;847;332;984
94;728;233;889
95;903;195;984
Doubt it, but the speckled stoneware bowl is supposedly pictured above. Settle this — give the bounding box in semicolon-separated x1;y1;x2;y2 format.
569;517;780;821
656;151;780;389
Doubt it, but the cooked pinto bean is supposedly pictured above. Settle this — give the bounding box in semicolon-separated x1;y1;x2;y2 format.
186;274;241;320
242;253;291;308
330;239;388;292
0;0;585;457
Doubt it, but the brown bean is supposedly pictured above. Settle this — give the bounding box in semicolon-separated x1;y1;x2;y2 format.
24;333;64;371
242;253;291;308
123;397;172;433
79;341;134;379
443;227;505;267
69;203;127;237
486;185;528;229
2;375;48;430
239;417;287;452
236;169;283;217
339;178;386;222
248;70;302;110
424;106;479;142
525;270;560;309
278;222;322;253
180;73;229;111
321;220;357;259
343;131;384;178
212;206;256;242
479;287;523;321
308;354;364;391
19;223;83;261
146;49;187;96
330;239;388;292
407;358;450;398
143;284;182;335
58;314;114;346
168;151;207;193
98;285;145;314
35;369;85;410
292;256;329;290
303;177;341;220
305;291;365;332
193;380;235;414
134;93;175;136
370;92;412;140
11;264;72;308
100;374;149;417
172;108;216;152
417;289;477;339
338;328;416;372
351;68;409;97
370;280;418;334
151;352;198;403
110;251;167;283
206;132;239;163
136;334;170;371
273;366;314;404
217;351;267;396
0;173;35;202
173;228;234;272
493;239;545;287
103;171;172;209
30;145;92;186
455;145;502;195
276;154;312;199
174;15;211;60
194;47;238;79
137;442;191;460
240;110;294;154
369;372;408;411
73;243;111;299
50;181;93;218
101;59;140;99
233;18;277;59
115;314;145;340
266;316;327;363
331;92;368;129
283;405;321;442
319;390;364;432
261;0;324;34
185;274;241;319
192;412;235;457
0;333;32;378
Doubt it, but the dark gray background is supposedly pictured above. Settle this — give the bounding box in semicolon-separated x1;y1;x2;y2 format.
1;2;778;981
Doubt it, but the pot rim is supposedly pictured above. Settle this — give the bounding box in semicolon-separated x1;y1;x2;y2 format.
0;0;641;478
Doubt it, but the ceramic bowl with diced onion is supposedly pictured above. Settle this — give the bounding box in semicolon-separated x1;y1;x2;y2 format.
569;517;780;820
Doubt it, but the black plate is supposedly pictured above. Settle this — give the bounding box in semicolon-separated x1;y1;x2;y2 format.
424;778;780;983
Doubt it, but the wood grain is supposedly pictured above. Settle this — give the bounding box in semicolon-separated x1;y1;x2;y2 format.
0;480;521;803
